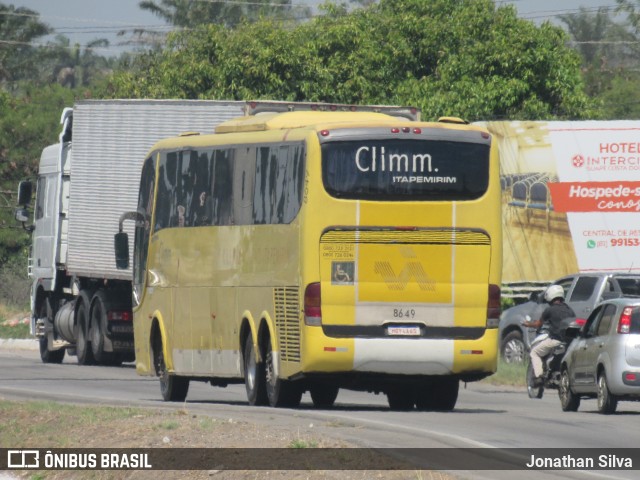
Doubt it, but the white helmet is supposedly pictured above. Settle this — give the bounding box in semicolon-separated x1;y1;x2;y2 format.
544;285;564;303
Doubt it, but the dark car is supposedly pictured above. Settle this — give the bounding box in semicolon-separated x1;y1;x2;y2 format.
498;272;640;363
559;298;640;414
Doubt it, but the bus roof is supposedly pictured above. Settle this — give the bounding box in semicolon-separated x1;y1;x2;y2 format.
214;111;415;134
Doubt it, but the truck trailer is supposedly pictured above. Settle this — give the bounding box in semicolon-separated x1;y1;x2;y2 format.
15;100;246;365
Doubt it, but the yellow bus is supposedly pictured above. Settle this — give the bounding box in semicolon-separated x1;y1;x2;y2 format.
115;102;502;411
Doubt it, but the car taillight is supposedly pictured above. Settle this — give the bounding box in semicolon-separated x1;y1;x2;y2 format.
487;284;501;328
108;310;132;321
304;282;322;326
618;307;633;334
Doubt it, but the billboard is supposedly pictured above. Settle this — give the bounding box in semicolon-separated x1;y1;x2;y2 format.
481;121;640;283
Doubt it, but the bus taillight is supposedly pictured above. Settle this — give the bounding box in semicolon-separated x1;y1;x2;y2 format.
304;282;322;326
487;284;501;328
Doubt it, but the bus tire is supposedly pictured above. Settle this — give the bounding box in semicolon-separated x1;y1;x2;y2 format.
387;386;415;411
428;377;459;411
38;298;65;364
157;347;189;402
75;290;95;366
244;335;267;406
265;341;302;408
310;385;339;409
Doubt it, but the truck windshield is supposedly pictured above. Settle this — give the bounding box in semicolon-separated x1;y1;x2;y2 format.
321;139;490;201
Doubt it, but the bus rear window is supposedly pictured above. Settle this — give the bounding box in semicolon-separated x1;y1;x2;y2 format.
322;139;490;201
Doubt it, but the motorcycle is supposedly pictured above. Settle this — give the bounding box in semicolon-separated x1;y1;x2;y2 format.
525;332;566;399
523;315;583;399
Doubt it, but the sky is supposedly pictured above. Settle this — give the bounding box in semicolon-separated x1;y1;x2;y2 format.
7;0;626;57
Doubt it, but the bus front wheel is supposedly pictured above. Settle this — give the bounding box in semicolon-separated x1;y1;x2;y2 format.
265;341;302;408
154;334;189;402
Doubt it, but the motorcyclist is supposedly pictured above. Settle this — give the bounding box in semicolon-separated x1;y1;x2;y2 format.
522;285;576;387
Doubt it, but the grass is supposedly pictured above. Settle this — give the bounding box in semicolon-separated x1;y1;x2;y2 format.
0;304;31;339
482;358;527;387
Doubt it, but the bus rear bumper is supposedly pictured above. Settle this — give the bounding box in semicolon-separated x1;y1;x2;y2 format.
301;327;497;378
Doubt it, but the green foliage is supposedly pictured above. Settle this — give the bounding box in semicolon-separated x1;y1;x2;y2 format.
0;84;77;272
0;3;52;85
103;0;595;121
0;83;76;184
139;0;310;28
596;72;640;118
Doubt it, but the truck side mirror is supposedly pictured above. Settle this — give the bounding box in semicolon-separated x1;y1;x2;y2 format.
15;208;30;223
114;232;129;269
17;180;33;206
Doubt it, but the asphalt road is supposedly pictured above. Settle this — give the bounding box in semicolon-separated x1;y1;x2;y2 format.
1;346;639;480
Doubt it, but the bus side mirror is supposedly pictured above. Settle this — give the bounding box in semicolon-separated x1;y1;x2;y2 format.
114;232;129;270
17;180;33;206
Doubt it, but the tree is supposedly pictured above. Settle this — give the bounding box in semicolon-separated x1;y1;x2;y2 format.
0;84;76;266
560;2;640;118
560;7;636;96
105;0;594;121
139;0;310;28
0;3;52;86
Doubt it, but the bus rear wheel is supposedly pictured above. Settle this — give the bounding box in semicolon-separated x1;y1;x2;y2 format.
265;341;301;408
387;386;416;411
416;377;459;411
244;336;267;406
309;385;339;409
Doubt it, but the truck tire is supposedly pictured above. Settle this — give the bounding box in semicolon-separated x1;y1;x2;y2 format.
90;291;110;364
38;298;65;364
75;291;95;366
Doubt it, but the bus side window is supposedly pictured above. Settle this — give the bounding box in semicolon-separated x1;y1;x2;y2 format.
211;149;234;226
156;152;180;230
189;150;213;227
232;146;255;226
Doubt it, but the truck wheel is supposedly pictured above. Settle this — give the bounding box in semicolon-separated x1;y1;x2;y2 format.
38;298;65;364
75;291;95;366
265;340;302;408
90;291;109;363
310;385;339;409
244;335;267;406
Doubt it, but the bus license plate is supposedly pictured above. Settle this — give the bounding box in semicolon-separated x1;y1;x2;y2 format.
387;325;421;336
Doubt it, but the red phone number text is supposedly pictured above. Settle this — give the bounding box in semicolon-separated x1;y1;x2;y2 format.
611;238;640;247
